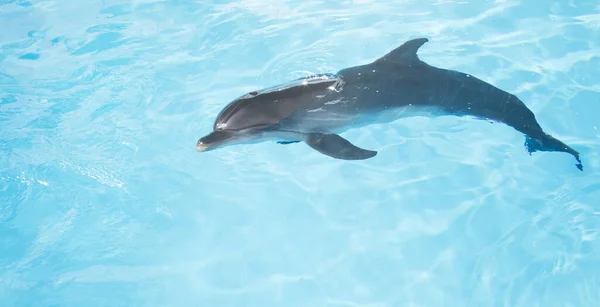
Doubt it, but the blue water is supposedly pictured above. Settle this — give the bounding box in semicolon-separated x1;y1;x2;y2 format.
1;0;600;306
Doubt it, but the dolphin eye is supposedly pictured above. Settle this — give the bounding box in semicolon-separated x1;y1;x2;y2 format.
249;91;258;96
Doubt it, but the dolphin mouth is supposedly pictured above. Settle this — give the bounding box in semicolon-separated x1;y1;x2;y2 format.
195;141;211;152
195;130;243;152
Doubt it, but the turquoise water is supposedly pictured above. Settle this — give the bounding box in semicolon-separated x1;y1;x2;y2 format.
1;0;600;306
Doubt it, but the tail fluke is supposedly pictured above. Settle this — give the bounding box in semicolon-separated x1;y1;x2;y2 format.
525;134;583;171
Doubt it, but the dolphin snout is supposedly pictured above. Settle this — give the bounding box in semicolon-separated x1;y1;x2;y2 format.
195;130;237;152
195;140;211;152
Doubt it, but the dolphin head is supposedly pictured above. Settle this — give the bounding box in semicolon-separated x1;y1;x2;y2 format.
196;74;341;153
195;91;282;152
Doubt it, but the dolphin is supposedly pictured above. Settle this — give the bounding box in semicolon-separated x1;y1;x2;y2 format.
196;38;583;171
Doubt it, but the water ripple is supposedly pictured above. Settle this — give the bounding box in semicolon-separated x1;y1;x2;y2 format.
1;0;600;306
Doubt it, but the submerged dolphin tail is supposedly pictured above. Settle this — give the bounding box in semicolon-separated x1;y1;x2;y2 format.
525;134;583;171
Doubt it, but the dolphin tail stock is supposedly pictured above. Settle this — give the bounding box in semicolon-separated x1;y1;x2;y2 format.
524;133;583;171
496;94;583;171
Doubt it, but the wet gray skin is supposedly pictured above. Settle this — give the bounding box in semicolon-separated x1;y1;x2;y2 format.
196;38;583;170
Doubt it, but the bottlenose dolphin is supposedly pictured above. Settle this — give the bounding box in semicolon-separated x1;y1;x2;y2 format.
196;38;583;171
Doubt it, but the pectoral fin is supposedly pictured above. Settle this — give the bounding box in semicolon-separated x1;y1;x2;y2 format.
304;133;377;160
277;140;301;145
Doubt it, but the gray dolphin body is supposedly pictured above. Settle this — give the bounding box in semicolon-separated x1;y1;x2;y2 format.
197;38;583;171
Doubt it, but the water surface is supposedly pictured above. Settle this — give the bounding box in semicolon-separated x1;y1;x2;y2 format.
1;0;600;306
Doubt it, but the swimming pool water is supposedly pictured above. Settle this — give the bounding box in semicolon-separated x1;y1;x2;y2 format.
1;0;600;306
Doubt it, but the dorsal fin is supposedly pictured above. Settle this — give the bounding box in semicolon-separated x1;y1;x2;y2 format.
373;38;429;65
